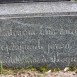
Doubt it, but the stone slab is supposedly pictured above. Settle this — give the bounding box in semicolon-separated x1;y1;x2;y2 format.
0;2;77;68
0;16;77;68
0;2;77;16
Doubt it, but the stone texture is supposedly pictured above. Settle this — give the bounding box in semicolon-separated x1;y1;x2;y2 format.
0;16;77;68
0;0;70;3
0;2;77;68
0;2;77;16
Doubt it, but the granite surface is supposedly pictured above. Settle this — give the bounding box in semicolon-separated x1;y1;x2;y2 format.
0;2;77;17
0;2;77;68
0;16;77;68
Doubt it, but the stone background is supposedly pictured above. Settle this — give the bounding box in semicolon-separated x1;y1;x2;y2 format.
0;16;77;68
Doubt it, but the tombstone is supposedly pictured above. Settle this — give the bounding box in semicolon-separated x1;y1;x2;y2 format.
0;2;77;68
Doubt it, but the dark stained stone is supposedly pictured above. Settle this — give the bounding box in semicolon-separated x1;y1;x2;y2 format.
0;0;70;3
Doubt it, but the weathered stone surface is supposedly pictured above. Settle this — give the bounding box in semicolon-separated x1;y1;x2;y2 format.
0;16;77;68
0;0;70;3
0;2;77;68
0;2;77;16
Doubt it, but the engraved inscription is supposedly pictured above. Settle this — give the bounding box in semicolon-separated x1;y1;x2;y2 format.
0;16;77;67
